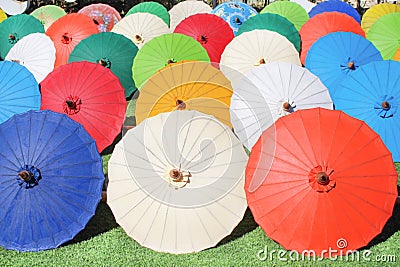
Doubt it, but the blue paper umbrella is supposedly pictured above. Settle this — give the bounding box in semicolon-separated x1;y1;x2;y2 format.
0;110;104;252
211;1;257;35
0;60;41;124
308;0;361;23
332;60;400;161
305;32;382;96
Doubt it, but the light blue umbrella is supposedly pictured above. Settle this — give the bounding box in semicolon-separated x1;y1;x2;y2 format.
308;0;361;23
332;60;400;161
0;60;40;124
211;1;257;35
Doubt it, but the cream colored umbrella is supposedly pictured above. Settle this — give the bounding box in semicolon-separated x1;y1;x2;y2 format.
169;0;212;31
107;110;248;254
112;12;169;49
0;0;28;15
220;29;301;86
5;33;55;83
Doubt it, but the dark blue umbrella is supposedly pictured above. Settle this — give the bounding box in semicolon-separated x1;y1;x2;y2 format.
0;110;104;251
308;0;361;24
305;32;382;96
332;60;400;161
0;60;40;124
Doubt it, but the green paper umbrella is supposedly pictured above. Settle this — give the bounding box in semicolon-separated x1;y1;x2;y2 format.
0;14;44;59
260;1;309;31
68;32;139;98
367;12;400;60
237;13;300;52
30;5;66;31
126;1;170;27
132;33;210;89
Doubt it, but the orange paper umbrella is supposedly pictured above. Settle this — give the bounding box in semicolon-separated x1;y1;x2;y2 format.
245;108;398;256
299;12;365;65
46;13;98;68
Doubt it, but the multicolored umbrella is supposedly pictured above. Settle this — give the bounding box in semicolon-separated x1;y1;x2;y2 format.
361;3;400;36
68;32;139;98
135;61;233;127
78;3;121;32
308;0;361;24
111;12;169;49
305;32;382;94
126;1;170;27
260;1;309;31
367;13;400;60
0;8;7;23
0;110;104;252
40;61;127;153
5;33;55;83
230;62;332;150
132;33;210;89
245;107;398;256
211;1;257;35
108;110;248;254
46;13;99;68
174;13;234;65
169;0;212;31
0;60;40;124
299;12;365;65
0;14;44;60
236;12;301;52
0;0;28;16
30;5;66;31
332;60;400;161
220;29;301;85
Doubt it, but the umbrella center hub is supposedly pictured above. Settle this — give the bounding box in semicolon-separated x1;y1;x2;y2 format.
282;101;294;113
98;58;112;69
259;58;266;65
133;34;144;45
198;35;208;44
17;165;41;189
61;33;72;44
168;168;191;189
234;17;242;25
64;97;82;115
308;166;335;193
176;99;186;110
166;58;177;65
381;101;390;110
8;33;19;44
376;96;396;118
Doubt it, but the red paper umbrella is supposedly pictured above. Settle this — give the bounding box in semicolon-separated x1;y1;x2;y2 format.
46;13;99;68
40;61;127;153
245;108;397;256
174;13;234;65
300;12;365;65
78;3;122;32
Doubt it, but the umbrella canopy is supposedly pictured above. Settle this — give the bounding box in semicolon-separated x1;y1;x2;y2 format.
0;110;104;252
126;1;170;27
367;13;400;60
260;1;309;31
361;3;400;36
169;0;212;31
305;32;383;94
0;14;44;60
308;0;361;24
395;49;400;61
5;33;56;83
30;5;66;31
230;62;332;150
332;60;400;161
132;33;210;89
40;61;127;153
299;12;365;65
174;13;234;65
0;0;28;16
0;8;7;23
0;60;40;124
237;13;301;52
107;110;248;254
46;13;99;68
68;32;139;98
135;61;233;127
210;2;258;35
111;12;169;49
245;107;398;256
78;3;121;32
220;29;301;86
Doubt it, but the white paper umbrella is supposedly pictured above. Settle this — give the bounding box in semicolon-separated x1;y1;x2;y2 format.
230;62;333;150
5;33;55;83
112;13;169;49
107;110;248;254
220;29;301;86
169;0;212;31
0;0;28;15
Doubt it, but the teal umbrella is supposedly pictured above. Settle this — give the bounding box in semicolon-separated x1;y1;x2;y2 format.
126;1;170;27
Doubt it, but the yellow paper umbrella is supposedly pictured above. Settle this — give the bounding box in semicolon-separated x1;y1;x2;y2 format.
0;8;7;23
135;61;233;128
361;3;400;36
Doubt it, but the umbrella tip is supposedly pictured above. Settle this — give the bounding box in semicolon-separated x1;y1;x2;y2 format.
62;34;72;44
347;61;355;70
176;99;186;110
382;101;390;109
283;102;291;111
134;34;144;44
316;172;330;185
18;170;31;182
259;58;266;65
